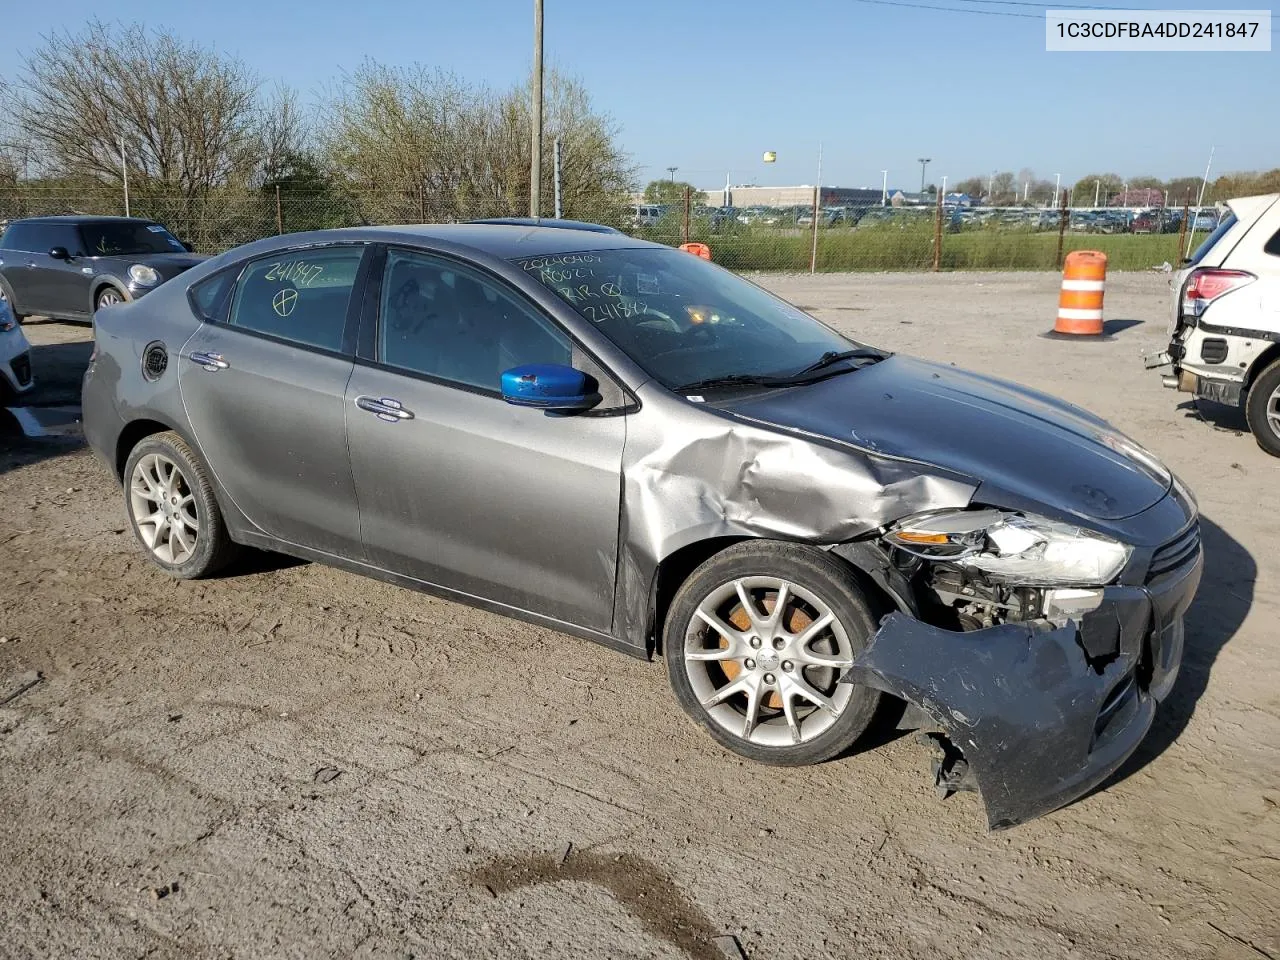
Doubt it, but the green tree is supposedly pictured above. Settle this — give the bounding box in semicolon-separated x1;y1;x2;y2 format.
1071;173;1122;207
643;179;705;204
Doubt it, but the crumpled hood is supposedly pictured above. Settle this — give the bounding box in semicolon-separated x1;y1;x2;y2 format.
723;355;1171;521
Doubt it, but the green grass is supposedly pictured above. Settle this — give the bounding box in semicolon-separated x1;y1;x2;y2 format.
644;225;1184;272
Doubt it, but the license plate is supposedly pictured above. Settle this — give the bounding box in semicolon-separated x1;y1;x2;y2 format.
1143;350;1173;370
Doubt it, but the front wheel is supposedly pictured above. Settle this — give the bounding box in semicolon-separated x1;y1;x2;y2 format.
664;542;882;766
123;431;240;578
95;286;125;312
1245;359;1280;458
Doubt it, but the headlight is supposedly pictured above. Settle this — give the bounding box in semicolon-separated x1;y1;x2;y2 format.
128;264;161;286
885;509;1132;586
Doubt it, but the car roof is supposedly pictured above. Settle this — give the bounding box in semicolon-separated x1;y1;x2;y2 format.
230;223;658;261
466;217;622;235
11;215;159;225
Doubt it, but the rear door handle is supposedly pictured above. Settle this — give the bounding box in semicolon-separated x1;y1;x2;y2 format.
188;351;229;371
355;395;414;422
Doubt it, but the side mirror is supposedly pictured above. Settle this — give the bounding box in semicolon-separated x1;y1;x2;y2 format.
49;246;70;260
500;364;599;412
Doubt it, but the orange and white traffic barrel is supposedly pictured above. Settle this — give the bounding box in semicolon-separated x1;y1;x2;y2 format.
679;242;712;261
1048;250;1107;337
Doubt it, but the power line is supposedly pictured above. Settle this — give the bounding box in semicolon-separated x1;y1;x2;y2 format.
849;0;1039;19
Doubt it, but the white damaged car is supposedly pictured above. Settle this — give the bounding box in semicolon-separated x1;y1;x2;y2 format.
1148;193;1280;453
0;296;34;400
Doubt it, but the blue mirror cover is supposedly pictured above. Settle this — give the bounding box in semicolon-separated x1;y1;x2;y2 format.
500;364;595;409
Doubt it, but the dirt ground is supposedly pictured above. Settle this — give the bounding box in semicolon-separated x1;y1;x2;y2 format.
1;272;1277;960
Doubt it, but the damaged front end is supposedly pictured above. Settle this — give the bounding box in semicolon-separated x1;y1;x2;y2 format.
836;510;1202;830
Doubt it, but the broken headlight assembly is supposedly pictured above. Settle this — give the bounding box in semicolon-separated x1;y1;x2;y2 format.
884;509;1132;587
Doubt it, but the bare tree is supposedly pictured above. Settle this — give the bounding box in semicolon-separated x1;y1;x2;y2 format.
11;22;299;203
322;61;632;222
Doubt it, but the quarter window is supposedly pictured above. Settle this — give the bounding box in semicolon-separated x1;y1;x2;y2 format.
378;249;572;391
226;248;363;352
1264;227;1280;258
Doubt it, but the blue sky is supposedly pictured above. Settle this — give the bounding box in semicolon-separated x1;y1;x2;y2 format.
4;0;1277;191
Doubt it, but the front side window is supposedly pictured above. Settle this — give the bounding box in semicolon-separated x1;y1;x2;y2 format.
226;247;363;352
80;221;186;256
515;246;855;390
378;249;571;391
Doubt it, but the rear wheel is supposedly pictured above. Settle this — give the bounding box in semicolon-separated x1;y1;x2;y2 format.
1244;359;1280;458
123;431;239;578
664;542;882;766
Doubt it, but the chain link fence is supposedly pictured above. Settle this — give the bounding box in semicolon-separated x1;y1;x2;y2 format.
0;185;1194;272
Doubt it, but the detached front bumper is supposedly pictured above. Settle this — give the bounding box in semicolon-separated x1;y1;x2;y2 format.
842;550;1202;829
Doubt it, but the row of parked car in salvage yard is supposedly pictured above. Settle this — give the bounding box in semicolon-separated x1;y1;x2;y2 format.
0;215;208;401
2;195;1278;829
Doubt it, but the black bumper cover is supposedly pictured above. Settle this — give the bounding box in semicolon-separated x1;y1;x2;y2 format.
841;551;1202;829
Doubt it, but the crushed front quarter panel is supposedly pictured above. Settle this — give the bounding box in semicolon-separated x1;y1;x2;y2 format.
614;388;979;649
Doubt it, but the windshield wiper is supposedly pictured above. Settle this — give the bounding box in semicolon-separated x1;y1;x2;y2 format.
794;347;888;377
674;373;792;394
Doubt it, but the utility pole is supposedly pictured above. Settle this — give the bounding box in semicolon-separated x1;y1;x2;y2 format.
553;138;562;219
1053;173;1061;210
529;0;544;219
917;157;931;195
120;136;130;218
880;169;888;206
666;166;678;183
1094;180;1100;207
987;170;995;204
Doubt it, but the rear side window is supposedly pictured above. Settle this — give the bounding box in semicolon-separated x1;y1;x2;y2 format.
1187;211;1237;266
1;222;33;251
226;248;363;353
0;222;57;252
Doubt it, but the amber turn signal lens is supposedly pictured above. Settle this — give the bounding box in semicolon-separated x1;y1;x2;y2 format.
894;531;951;544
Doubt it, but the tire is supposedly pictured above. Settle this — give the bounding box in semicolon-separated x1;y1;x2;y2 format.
123;431;240;578
95;286;126;312
0;280;27;323
1245;359;1280;458
664;541;882;766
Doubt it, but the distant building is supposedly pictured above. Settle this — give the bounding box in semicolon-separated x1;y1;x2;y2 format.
702;185;886;208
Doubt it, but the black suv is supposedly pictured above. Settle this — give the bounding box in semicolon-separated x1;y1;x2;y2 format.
0;216;207;322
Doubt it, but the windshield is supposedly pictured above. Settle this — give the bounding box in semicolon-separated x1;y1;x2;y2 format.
81;221;185;257
514;247;857;390
1187;211;1236;266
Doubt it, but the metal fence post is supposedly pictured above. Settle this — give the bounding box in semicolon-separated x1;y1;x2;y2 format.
275;185;282;235
1055;190;1068;270
810;186;820;273
1177;197;1190;264
932;189;942;272
683;186;691;244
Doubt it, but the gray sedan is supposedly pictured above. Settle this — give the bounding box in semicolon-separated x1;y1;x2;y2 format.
82;225;1202;828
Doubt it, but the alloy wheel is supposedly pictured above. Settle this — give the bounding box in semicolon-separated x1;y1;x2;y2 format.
1267;383;1280;440
683;576;855;747
97;288;122;310
129;453;199;565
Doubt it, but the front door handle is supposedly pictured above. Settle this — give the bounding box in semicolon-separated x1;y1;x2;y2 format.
188;351;229;371
355;395;415;422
